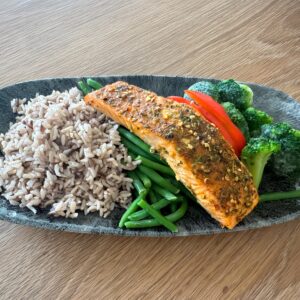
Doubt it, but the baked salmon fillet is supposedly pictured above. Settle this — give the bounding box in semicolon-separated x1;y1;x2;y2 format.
85;81;259;229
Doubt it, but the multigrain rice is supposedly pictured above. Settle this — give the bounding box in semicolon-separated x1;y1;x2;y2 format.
0;87;138;218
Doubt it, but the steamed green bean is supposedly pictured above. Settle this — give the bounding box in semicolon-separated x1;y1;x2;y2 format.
136;155;175;176
152;184;178;201
120;137;155;161
77;80;91;96
86;78;103;90
137;199;178;232
260;190;300;202
124;199;188;230
149;190;158;204
135;169;152;189
118;193;146;228
138;165;179;194
127;171;146;195
118;127;165;164
128;198;172;221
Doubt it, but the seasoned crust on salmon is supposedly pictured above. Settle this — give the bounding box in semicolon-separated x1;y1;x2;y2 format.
84;81;259;229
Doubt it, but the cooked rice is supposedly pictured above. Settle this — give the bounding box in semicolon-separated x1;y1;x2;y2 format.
0;87;138;218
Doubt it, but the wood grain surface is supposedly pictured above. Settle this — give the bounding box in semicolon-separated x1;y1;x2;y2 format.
0;0;299;299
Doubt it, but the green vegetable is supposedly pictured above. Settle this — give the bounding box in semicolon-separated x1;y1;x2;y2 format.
241;137;281;188
127;151;137;159
124;199;188;230
138;165;179;194
120;136;157;161
77;80;92;96
87;78;103;90
170;202;178;213
137;199;178;232
118;192;146;227
184;81;220;102
136;155;175;176
118;127;163;163
260;122;291;140
118;127;150;153
261;123;300;178
135;169;152;189
221;102;250;141
217;79;242;105
217;79;253;110
127;171;146;195
243;107;273;137
149;190;158;204
128;198;173;221
260;190;300;202
167;177;196;201
239;84;254;108
152;184;178;201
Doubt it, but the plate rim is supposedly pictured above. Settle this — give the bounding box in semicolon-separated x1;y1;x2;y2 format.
1;74;299;97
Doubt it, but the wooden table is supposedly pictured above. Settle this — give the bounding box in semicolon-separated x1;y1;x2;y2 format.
1;1;299;299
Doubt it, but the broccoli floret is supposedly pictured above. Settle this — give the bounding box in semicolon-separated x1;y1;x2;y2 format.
217;79;242;102
241;137;281;188
184;81;220;102
261;123;300;178
260;122;291;140
221;102;250;141
240;84;254;107
243;107;273;137
217;79;253;110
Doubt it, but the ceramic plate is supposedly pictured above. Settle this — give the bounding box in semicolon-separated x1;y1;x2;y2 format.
0;75;299;236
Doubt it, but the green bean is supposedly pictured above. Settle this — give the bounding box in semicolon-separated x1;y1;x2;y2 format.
77;80;92;96
118;192;146;228
135;169;152;189
124;199;188;230
260;190;300;202
170;202;178;213
127;171;146;195
121;137;156;161
118;127;150;152
118;127;164;164
152;184;178;201
138;165;179;194
149;190;158;204
137;199;178;232
136;155;175;176
127;150;137;159
87;78;103;90
128;198;172;221
168;177;196;202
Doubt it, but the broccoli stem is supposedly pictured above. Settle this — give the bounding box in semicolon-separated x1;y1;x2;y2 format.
260;190;300;202
241;138;281;189
246;153;267;188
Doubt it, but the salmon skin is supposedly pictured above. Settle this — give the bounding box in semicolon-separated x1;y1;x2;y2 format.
85;81;259;229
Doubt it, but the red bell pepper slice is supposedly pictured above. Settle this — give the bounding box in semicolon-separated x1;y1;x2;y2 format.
184;90;246;155
167;96;238;154
184;90;240;128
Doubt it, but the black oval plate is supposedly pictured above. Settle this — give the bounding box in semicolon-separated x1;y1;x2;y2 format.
0;75;299;236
